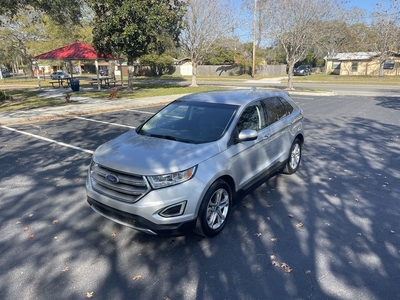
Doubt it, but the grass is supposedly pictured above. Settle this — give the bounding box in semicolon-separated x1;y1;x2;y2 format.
77;83;224;99
0;81;224;112
1;73;399;112
0;89;70;112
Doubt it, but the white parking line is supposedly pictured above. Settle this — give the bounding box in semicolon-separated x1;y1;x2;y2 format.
1;126;94;154
74;116;136;129
125;109;155;115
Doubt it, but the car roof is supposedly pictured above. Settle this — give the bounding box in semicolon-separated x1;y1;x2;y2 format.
175;89;291;106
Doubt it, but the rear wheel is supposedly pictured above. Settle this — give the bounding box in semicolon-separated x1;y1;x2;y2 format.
283;138;302;174
195;179;232;237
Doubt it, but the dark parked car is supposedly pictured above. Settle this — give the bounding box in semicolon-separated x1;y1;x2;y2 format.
100;69;108;76
86;89;305;237
50;71;70;80
1;70;12;77
294;65;312;76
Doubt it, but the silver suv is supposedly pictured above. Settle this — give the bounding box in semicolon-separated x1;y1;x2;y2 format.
86;89;304;237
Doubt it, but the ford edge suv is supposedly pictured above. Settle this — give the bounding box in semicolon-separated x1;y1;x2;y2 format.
86;89;304;237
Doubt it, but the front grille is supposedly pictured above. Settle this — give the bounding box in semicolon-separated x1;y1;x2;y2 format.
90;162;150;203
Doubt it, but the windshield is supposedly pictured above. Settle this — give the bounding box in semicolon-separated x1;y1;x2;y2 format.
138;101;238;144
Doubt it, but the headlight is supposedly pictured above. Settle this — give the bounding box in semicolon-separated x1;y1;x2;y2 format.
147;166;196;189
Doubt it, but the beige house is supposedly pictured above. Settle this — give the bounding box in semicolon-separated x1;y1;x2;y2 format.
325;52;400;76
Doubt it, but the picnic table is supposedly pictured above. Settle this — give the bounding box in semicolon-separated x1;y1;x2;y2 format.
90;77;117;89
49;77;71;88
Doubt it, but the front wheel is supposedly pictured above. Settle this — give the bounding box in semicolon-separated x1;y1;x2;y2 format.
195;179;232;237
283;138;302;174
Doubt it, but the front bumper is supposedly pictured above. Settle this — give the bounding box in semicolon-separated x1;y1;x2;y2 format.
87;196;196;235
86;170;206;235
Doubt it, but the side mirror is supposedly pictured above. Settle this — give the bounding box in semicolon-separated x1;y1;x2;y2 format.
237;129;258;142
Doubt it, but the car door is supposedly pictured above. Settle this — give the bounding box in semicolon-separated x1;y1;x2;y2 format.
226;101;273;189
262;97;294;164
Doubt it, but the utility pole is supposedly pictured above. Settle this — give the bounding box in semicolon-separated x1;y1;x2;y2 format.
252;0;257;78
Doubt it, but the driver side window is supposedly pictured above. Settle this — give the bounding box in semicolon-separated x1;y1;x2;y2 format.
236;101;265;132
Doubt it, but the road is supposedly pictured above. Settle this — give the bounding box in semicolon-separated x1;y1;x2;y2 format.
0;93;399;299
196;79;400;97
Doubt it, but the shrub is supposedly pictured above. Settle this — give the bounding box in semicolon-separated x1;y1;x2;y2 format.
108;88;119;99
0;90;13;102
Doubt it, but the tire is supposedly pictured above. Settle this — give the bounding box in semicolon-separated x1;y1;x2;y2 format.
283;138;302;174
194;179;232;237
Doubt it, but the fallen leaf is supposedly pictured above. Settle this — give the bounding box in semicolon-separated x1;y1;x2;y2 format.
111;232;117;237
272;261;280;267
28;234;35;239
24;226;29;231
295;222;303;228
281;263;292;273
133;275;142;281
86;292;94;298
254;233;262;237
52;220;59;225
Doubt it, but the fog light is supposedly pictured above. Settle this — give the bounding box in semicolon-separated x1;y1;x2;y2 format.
159;201;187;217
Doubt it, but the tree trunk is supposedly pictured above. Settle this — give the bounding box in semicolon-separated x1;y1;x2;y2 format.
127;59;134;90
191;61;198;87
379;60;384;77
287;62;295;90
109;61;116;79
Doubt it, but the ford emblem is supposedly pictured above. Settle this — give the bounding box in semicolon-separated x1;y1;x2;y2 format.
106;173;119;183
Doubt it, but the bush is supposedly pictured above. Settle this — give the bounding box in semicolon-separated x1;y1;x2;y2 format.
0;90;13;102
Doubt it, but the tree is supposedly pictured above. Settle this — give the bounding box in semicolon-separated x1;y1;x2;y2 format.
203;45;236;65
180;0;236;87
140;53;174;76
0;0;84;25
90;0;184;89
0;7;47;77
260;0;342;89
369;0;400;76
0;5;93;77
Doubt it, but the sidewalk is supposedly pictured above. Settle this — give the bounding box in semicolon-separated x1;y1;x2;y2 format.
0;92;180;125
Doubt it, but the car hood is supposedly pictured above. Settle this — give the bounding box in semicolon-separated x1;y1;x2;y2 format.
93;130;221;175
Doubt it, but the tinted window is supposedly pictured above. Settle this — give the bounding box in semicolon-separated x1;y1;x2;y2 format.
279;97;294;115
263;97;292;125
236;101;266;132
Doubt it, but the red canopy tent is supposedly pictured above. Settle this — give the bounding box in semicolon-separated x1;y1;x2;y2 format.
32;41;115;60
32;41;121;90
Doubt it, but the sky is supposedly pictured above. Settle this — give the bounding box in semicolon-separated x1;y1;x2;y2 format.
345;0;393;13
233;0;396;42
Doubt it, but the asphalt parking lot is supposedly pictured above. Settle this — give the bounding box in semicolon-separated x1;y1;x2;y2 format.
1;94;399;300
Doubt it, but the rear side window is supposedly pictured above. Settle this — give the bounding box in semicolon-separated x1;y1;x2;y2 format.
263;97;293;126
279;97;294;115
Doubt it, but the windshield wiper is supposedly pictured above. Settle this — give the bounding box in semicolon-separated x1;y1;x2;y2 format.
147;133;190;143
